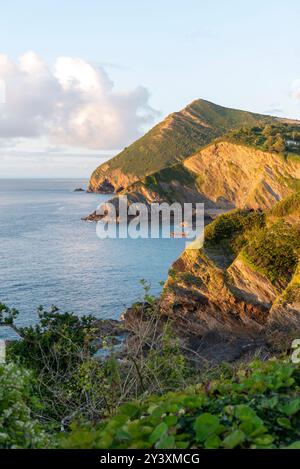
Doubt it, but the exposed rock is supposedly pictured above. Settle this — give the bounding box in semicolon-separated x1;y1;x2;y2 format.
160;202;300;336
74;187;85;192
87;178;115;194
84;141;300;222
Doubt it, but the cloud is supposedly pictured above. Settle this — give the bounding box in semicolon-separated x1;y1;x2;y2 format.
0;52;158;150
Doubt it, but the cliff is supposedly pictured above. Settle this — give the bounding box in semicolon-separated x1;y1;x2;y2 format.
85;141;300;222
127;141;300;209
160;193;300;335
88;99;273;193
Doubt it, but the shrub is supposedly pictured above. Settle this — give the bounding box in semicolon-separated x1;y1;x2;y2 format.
204;209;265;254
60;359;300;449
6;306;108;426
270;192;300;218
242;221;300;287
8;305;97;373
0;363;50;448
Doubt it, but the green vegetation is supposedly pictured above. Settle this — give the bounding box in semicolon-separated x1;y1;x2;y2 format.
90;99;272;188
0;362;50;448
270;191;300;218
3;302;300;449
223;123;300;156
0;292;192;442
140;163;198;200
61;359;300;449
1;281;300;449
241;221;300;288
199;206;300;288
204;209;265;255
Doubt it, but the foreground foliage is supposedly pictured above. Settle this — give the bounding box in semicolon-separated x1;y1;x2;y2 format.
0;363;50;448
1;298;191;431
61;359;300;449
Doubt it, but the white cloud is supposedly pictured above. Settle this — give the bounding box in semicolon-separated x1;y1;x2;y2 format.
0;51;158;150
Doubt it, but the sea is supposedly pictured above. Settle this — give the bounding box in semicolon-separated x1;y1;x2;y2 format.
0;178;187;338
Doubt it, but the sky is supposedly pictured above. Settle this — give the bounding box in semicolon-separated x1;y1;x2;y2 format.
0;0;300;178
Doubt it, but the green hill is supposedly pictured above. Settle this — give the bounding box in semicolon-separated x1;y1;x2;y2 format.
88;99;275;192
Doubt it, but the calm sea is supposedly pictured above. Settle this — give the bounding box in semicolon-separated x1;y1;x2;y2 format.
0;179;186;338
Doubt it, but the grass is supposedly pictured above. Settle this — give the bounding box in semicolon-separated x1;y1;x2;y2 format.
204;209;266;255
90;99;275;187
241;221;300;288
269;191;300;218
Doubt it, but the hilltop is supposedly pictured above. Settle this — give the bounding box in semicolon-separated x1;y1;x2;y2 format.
88;99;277;193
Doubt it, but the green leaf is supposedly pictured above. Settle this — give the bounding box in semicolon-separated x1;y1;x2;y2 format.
286;441;300;449
235;404;266;437
155;435;176;449
176;441;190;449
254;435;274;446
163;415;178;426
277;417;292;429
193;413;220;442
223;430;246;449
119;403;140;418
149;422;168;444
235;404;257;420
205;434;221;449
282;399;300;416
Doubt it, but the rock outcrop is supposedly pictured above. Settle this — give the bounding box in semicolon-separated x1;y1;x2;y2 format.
160;197;300;335
84;141;300;221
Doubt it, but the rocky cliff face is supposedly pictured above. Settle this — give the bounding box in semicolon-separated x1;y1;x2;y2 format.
85;141;300;222
183;142;300;210
160;197;300;335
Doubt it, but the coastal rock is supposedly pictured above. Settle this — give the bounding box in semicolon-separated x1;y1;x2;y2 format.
160;199;300;336
84;140;300;222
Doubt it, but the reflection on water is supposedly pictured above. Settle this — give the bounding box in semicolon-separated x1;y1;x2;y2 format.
0;179;186;338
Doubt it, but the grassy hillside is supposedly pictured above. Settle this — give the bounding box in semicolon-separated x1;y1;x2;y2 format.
88;99;274;192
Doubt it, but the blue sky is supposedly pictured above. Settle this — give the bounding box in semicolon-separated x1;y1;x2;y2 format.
0;0;300;177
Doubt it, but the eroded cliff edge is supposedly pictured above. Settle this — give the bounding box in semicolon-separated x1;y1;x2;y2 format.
159;193;300;336
84;141;300;221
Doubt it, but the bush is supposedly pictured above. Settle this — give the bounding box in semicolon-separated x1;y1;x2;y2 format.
8;305;97;373
242;221;300;287
223;123;300;156
5;306;109;426
60;359;300;449
3;299;191;429
270;191;300;218
0;363;50;448
204;209;265;254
